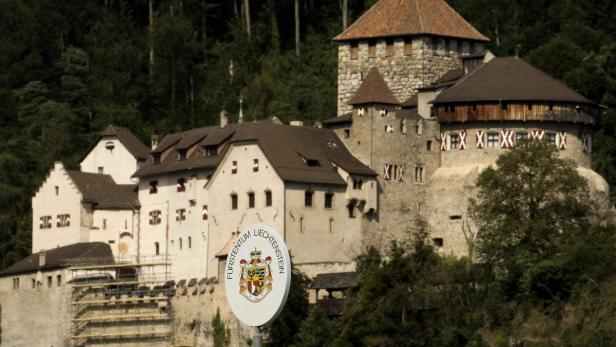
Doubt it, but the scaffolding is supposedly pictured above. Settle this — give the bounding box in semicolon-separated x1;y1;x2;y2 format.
67;255;174;347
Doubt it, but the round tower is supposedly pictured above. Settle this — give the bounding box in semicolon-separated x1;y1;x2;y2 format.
426;57;608;256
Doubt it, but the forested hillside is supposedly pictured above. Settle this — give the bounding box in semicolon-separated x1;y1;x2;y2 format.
0;0;615;269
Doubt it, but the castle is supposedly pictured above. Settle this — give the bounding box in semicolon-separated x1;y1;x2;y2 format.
0;0;609;346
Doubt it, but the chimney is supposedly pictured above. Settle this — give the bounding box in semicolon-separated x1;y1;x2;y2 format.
220;110;229;128
290;120;304;127
150;135;159;150
39;250;46;268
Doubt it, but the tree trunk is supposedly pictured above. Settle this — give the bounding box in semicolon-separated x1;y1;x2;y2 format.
342;0;348;30
201;0;207;49
244;0;251;39
149;0;155;82
295;0;300;56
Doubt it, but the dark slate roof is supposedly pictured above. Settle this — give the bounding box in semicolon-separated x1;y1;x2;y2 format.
334;0;489;42
348;68;399;106
322;113;353;126
310;272;359;290
66;171;139;209
99;125;150;161
432;57;595;105
134;123;376;185
418;68;465;91
401;93;418;108
0;242;114;276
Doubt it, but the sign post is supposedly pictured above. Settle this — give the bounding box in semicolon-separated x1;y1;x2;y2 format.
224;225;292;346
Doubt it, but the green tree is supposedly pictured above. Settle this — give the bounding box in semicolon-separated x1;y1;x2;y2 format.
263;265;310;346
292;305;337;347
470;141;595;295
212;308;230;347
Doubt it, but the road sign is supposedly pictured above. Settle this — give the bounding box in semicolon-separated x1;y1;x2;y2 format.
224;225;292;327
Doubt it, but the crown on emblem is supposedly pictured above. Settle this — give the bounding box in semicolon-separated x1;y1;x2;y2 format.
250;248;261;258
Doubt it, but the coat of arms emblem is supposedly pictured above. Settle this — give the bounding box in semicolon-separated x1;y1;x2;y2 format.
239;248;273;302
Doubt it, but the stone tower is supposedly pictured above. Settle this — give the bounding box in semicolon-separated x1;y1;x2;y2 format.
334;0;489;115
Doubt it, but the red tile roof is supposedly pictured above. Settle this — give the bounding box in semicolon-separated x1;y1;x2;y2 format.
334;0;489;42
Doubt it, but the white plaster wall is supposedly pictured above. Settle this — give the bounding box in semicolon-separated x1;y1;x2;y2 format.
206;143;285;279
284;183;362;274
90;209;138;258
32;162;87;253
80;138;139;184
138;170;210;280
0;269;72;347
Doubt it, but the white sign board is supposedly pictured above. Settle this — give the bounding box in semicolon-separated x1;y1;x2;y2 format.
224;225;292;327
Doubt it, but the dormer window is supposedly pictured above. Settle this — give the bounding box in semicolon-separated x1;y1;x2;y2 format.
306;159;320;167
152;153;161;164
204;146;217;157
352;178;363;190
177;178;186;192
178;148;187;160
105;141;115;152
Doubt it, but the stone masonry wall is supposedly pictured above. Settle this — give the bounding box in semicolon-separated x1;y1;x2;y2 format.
338;106;442;250
337;37;482;115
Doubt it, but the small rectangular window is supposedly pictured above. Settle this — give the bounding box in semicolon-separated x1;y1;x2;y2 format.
404;38;413;55
368;41;376;58
324;193;334;209
545;132;556;145
385;39;394;56
149;181;158;194
253;159;259;172
427;140;432;151
177;178;186;192
231;194;238;210
487;133;499;148
56;214;71;228
344;129;350;138
176;209;186;221
102;218;107;230
179;238;183;250
248;192;255;208
55;186;59;196
188;236;192;249
155;242;160;255
350;43;359;59
47;276;52;288
516;132;528;142
57;275;61;287
13;277;19;290
415;167;424;183
432;238;444;248
32;278;36;289
39;216;52;229
265;191;272;207
450;134;459;150
352;178;363;190
231;161;238;174
347;201;357;218
304;191;314;207
97;167;104;174
149;210;162;225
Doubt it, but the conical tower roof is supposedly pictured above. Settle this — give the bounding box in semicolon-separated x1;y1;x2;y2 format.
348;68;399;105
334;0;489;42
